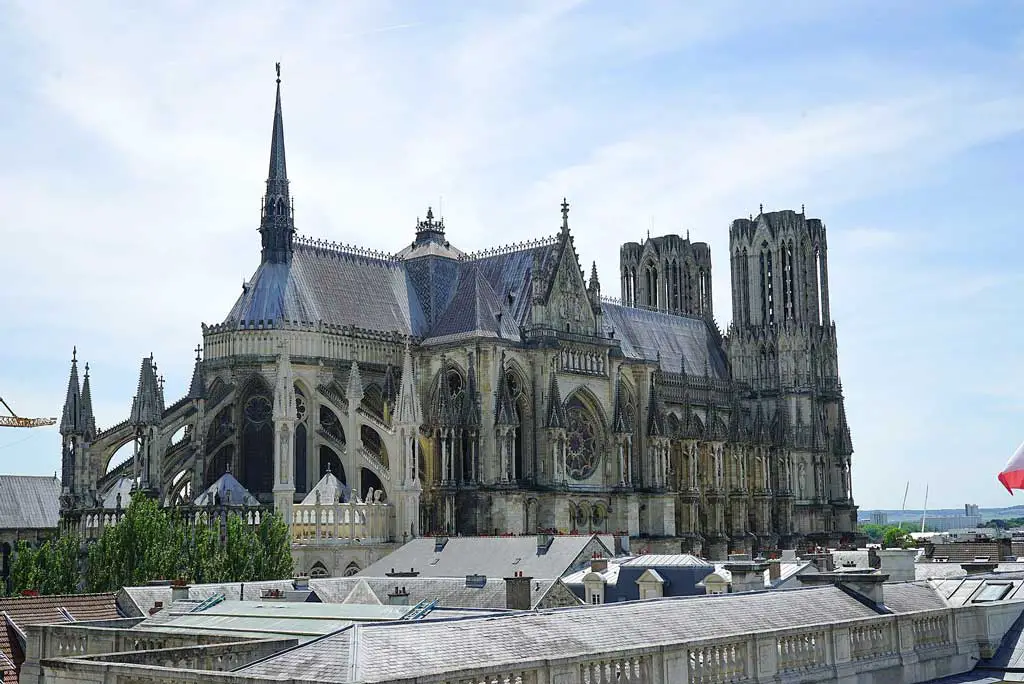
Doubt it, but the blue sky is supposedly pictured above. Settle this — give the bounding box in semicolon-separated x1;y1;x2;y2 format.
0;1;1022;510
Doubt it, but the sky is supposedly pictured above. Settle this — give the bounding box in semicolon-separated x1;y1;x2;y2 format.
0;1;1022;510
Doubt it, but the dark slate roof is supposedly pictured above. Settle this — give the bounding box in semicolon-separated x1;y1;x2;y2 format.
240;585;880;683
225;246;426;334
358;535;614;579
0;475;60;530
881;582;949;613
472;243;559;326
423;267;520;344
602;303;729;378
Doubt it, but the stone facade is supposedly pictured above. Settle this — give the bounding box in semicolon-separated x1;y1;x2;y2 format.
57;74;859;562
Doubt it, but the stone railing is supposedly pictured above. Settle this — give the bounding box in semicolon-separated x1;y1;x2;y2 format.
292;500;393;543
76;503;269;540
202;324;406;366
26;601;1024;684
75;638;295;671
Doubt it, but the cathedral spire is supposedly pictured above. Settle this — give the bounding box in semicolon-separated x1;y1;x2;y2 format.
260;62;295;264
395;343;422;426
130;355;162;427
60;348;82;436
494;352;519;427
80;362;96;439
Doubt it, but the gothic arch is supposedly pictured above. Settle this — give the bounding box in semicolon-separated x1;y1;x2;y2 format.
504;360;531;480
319;444;346;484
360;424;389;469
343;561;361;577
310;561;330;578
238;375;274;496
320;405;346;444
362;383;385;420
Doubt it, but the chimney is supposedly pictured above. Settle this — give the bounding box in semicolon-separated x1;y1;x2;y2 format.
767;559;781;582
723;561;768;593
387;586;410;606
590;556;608;573
148;601;164;616
170;581;190;603
504;571;533;610
876;549;916;582
797;570;889;607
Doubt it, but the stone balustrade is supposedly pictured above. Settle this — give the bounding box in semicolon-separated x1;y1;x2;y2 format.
202;326;403;366
291;500;393;543
25;600;1024;684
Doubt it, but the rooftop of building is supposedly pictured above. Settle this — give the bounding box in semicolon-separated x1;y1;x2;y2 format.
357;533;616;579
237;584;892;683
0;475;60;530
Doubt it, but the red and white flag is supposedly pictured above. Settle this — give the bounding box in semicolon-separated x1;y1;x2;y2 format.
998;441;1024;494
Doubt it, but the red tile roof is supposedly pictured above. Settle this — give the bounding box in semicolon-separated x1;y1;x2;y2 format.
0;592;121;682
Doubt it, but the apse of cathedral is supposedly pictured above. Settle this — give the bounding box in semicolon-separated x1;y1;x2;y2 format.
56;72;858;558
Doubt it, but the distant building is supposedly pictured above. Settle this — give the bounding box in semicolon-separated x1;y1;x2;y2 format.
869;510;887;526
0;475;61;587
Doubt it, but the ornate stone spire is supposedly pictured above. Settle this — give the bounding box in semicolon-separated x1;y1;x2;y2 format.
543;369;566;429
394;343;422;426
413;206;446;246
645;373;665;438
463;352;481;428
59;348;82;436
611;370;633;434
187;344;205;401
80;362;96;439
560;197;570;234
346;360;364;406
130;355;162;427
260;63;295;264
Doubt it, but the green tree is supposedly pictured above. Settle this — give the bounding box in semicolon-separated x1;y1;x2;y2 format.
38;534;81;595
10;540;42;594
254;512;294;580
882;526;913;549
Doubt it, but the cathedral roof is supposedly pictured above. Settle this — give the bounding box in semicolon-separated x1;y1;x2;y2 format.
225;246;425;334
300;471;348;505
601;303;729;379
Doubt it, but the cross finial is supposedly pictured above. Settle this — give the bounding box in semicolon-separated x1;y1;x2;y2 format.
326;460;332;474
759;203;764;214
195;344;202;362
801;203;805;215
275;62;281;83
72;346;77;363
560;197;569;228
84;362;90;376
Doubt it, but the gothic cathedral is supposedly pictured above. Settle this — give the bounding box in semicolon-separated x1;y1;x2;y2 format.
58;73;858;559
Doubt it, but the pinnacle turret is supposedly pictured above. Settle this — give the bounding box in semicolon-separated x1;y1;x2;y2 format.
260;62;295;264
544;369;566;429
59;348;83;436
394;344;422;426
130;355;163;426
80;362;96;439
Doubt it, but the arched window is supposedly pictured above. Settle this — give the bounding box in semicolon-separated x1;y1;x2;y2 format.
506;369;527;480
295;386;308;494
240;381;273;495
565;395;602;481
310;561;330;578
760;242;775;325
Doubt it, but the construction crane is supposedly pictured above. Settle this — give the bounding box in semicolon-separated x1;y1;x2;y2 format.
0;396;57;428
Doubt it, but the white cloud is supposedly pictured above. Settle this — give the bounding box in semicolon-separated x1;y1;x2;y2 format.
2;2;1023;507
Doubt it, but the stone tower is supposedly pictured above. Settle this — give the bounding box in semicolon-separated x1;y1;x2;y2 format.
619;234;713;317
726;208;856;548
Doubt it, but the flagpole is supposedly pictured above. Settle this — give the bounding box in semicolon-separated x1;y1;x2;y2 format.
921;483;929;534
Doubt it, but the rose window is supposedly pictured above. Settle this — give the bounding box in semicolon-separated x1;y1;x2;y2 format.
565;401;599;480
244;395;272;425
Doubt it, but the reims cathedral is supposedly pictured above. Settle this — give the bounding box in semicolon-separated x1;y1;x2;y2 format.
58;72;857;559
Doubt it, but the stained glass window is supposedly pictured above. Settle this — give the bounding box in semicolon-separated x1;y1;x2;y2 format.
566;397;600;480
